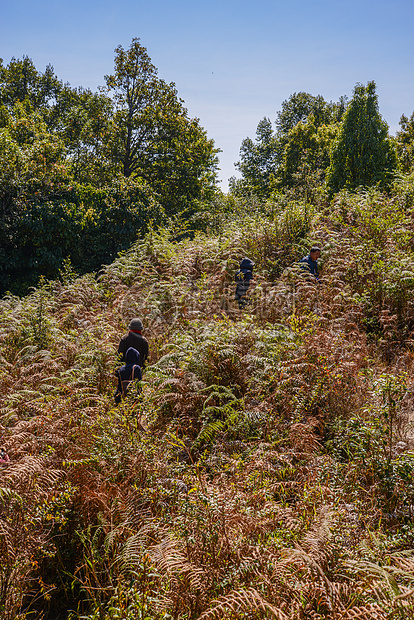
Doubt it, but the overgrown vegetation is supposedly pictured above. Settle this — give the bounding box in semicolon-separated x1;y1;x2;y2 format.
2;186;414;619
3;37;414;620
0;42;219;294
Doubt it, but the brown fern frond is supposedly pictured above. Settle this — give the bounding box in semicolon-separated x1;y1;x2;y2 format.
281;545;334;612
196;587;288;620
0;518;17;559
149;534;205;591
339;603;388;619
1;456;63;492
300;506;333;565
116;523;159;573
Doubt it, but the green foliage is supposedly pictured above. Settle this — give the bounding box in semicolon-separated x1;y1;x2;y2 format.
326;380;414;518
0;178;164;294
393;170;414;210
276;91;345;135
234;92;346;200
0;55;62;110
105;37;219;214
0;103;70;214
234;117;279;198
276;115;338;202
56;87;117;186
327;81;398;193
396;111;414;173
330;188;414;341
0;44;220;293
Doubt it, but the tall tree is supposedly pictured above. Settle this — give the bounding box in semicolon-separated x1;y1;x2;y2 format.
105;38;218;213
326;81;397;194
234;92;346;199
55;86;116;186
0;103;70;215
276;91;343;135
396;112;414;173
104;38;159;178
0;56;61;110
235;117;279;198
277;116;338;197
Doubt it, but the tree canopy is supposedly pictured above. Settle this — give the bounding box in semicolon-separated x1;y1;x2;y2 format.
0;55;62;110
2;44;414;294
0;41;220;293
396;112;414;173
326;81;398;193
234;83;409;201
105;38;219;214
234;117;279;198
234;92;346;199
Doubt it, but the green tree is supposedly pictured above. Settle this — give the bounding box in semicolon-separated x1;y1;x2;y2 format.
0;103;70;216
235;117;279;198
277;116;338;202
395;112;414;173
0;45;220;293
0;56;61;110
105;38;219;213
55;87;117;186
326;81;398;194
0;175;164;295
104;38;159;179
234;92;346;199
0;57;118;187
276;91;345;135
0;104;74;292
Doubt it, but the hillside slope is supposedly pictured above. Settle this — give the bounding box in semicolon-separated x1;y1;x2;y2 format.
2;187;414;619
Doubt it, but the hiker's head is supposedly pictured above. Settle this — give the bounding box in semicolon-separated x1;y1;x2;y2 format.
129;318;143;331
240;257;254;271
125;347;140;365
309;247;321;260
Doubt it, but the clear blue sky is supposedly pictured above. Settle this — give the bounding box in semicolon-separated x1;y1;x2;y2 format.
1;0;414;190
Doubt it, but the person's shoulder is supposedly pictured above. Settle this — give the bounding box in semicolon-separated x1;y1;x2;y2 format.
135;333;148;344
117;334;128;352
139;335;149;347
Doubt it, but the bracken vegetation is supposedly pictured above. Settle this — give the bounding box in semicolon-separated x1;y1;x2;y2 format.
3;176;414;619
3;36;414;620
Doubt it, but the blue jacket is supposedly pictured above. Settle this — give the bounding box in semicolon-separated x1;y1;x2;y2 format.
235;258;254;298
116;347;142;394
299;254;319;279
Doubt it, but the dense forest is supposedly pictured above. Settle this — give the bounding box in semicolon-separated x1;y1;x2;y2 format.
2;37;414;620
0;38;219;295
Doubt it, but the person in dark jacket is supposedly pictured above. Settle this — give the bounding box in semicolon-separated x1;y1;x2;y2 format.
118;318;149;367
115;347;142;403
235;258;255;309
299;247;321;281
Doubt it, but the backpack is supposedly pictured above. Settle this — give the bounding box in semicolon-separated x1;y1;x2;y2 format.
118;365;140;397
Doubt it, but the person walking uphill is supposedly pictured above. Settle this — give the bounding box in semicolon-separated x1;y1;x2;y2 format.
114;347;142;403
299;247;321;281
235;258;255;309
118;318;149;367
